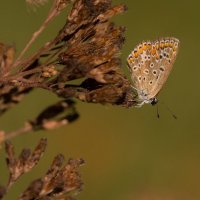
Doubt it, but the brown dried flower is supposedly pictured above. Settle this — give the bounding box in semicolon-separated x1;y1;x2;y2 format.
0;0;136;136
0;0;135;115
20;155;84;200
1;99;79;143
0;1;133;199
0;139;84;200
5;138;47;188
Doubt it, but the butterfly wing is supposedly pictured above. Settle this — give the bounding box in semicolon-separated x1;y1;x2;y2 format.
127;37;179;100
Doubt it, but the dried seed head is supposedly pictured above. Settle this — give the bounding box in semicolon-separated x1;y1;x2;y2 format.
42;65;58;78
20;156;84;199
31;99;79;131
5;138;47;187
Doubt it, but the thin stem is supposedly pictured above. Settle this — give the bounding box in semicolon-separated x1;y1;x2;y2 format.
13;0;67;69
0;68;42;84
4;122;33;141
44;44;65;65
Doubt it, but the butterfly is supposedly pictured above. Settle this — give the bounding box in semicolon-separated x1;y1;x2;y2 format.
127;37;179;107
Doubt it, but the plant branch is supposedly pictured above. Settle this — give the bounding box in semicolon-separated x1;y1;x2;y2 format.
4;122;33;141
13;0;69;69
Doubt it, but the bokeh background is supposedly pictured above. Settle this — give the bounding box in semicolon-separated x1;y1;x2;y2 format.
0;0;200;199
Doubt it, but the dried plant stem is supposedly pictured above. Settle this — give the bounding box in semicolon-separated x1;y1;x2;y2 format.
0;67;42;81
0;0;131;198
13;0;66;69
4;122;33;141
44;45;66;65
19;37;58;72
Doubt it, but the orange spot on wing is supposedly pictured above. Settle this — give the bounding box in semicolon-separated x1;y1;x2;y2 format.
151;48;156;55
165;42;170;47
142;44;147;50
133;51;139;58
128;57;134;63
138;48;143;54
160;42;164;49
147;44;152;50
156;43;159;49
155;53;159;59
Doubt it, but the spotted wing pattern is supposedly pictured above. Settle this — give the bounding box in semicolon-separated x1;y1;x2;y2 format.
127;37;179;101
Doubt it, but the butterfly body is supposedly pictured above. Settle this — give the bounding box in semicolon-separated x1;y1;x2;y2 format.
127;37;179;107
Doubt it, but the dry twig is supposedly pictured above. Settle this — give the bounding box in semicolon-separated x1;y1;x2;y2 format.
0;139;84;200
0;0;136;140
0;0;133;199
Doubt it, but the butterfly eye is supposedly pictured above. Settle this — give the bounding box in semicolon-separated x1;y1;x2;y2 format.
144;69;149;74
151;98;158;105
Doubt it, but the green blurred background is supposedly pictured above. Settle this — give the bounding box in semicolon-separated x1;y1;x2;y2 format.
0;0;200;199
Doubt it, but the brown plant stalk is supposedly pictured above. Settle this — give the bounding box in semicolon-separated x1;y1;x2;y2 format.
0;0;136;142
0;0;135;199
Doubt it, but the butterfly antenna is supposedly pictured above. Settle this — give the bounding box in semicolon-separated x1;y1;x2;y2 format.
160;101;177;119
156;104;160;119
